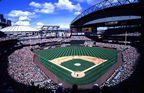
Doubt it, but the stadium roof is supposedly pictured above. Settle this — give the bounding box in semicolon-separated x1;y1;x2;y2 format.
84;16;141;25
71;0;139;24
0;25;39;32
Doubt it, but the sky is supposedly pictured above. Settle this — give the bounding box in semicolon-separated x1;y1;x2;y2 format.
0;0;103;28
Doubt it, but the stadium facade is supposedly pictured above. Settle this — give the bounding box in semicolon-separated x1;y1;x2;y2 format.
0;25;39;37
0;25;71;39
70;0;141;44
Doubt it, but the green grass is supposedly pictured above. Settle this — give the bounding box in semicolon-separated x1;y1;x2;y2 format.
61;59;95;71
36;46;118;85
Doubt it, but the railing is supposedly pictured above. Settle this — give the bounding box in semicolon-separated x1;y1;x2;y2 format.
71;0;139;24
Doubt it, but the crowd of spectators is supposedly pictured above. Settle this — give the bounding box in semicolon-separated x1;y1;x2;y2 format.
18;39;140;89
0;37;18;42
114;46;140;84
111;32;141;36
20;38;63;45
7;47;59;89
95;42;126;51
19;36;91;45
70;36;91;40
84;41;95;47
0;35;140;93
95;42;140;87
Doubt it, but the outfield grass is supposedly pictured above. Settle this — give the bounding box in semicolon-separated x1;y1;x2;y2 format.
36;46;118;85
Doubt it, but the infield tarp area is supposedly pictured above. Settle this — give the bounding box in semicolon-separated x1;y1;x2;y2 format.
36;46;118;85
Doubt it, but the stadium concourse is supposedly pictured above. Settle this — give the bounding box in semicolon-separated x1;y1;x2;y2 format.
0;35;141;93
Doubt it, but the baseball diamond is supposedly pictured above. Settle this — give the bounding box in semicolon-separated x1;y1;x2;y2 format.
36;46;118;85
0;0;142;92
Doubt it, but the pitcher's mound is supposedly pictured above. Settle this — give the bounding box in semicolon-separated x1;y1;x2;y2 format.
74;63;81;66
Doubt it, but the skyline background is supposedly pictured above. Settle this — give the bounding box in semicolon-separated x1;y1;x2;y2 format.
0;0;103;29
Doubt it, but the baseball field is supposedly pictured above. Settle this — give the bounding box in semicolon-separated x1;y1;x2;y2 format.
36;46;118;85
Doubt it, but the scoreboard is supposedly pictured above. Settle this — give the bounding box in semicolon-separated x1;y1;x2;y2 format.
71;27;93;36
82;27;92;32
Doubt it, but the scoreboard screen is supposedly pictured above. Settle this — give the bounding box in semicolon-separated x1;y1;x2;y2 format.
71;28;78;33
82;27;92;32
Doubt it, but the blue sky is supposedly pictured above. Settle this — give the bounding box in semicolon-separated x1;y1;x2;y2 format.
0;0;102;28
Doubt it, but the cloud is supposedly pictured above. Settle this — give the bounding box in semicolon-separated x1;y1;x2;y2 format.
87;0;102;5
29;1;82;15
29;2;55;14
15;21;30;26
37;22;44;26
75;3;82;11
74;0;85;3
35;3;55;14
55;0;82;11
74;0;102;5
74;11;81;15
8;10;34;17
8;10;37;26
75;0;102;4
8;17;17;22
29;1;41;8
19;16;30;21
36;22;44;28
